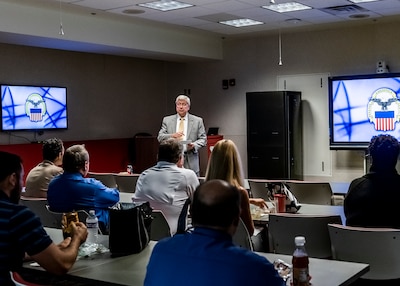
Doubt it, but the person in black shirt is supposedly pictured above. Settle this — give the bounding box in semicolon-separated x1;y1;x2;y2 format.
344;134;400;228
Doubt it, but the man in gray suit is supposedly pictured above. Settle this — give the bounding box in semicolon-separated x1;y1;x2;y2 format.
158;95;207;176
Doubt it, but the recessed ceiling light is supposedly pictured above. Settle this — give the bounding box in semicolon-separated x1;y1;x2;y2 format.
219;19;264;27
262;2;312;13
349;0;379;3
138;1;193;11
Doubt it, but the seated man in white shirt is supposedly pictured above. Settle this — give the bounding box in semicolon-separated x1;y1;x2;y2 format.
133;138;199;235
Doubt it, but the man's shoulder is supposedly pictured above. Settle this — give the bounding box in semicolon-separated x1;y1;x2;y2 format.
163;114;176;121
178;167;199;181
234;246;270;263
179;167;197;175
154;232;271;266
0;201;35;220
188;113;203;121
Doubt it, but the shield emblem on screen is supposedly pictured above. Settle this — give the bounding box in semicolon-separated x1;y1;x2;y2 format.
25;93;46;122
368;88;400;131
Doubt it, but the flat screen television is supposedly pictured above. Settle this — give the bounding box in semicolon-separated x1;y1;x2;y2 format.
329;73;400;149
1;84;67;131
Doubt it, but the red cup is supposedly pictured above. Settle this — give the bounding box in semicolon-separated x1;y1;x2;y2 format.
274;194;286;213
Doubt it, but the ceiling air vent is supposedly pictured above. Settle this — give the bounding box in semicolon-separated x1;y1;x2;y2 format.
320;4;369;15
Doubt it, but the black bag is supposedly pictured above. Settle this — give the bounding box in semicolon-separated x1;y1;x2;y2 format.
109;201;153;257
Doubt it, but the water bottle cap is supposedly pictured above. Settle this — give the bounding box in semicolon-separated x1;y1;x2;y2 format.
295;236;306;245
89;210;95;215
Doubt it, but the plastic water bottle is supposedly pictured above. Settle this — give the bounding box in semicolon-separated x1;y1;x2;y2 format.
291;236;310;286
86;210;98;244
127;164;133;174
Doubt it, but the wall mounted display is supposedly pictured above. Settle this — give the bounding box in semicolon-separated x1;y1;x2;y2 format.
1;85;67;131
329;73;400;149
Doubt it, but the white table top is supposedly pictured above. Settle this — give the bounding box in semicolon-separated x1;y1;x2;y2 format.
23;227;368;286
254;203;346;225
263;252;369;286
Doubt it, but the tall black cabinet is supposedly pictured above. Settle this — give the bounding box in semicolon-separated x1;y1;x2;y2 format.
246;91;303;180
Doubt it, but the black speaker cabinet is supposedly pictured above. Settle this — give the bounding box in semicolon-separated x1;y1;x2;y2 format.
246;91;303;180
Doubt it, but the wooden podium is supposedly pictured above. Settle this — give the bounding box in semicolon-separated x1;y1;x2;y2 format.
134;136;159;173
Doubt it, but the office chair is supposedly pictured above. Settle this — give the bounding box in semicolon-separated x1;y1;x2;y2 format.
115;174;139;193
247;179;272;201
87;172;117;188
328;223;400;280
285;181;333;205
45;205;90;230
20;197;60;228
150;210;171;241
268;213;342;258
232;218;254;251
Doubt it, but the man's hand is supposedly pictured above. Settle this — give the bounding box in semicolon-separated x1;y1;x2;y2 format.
71;221;88;245
172;132;184;139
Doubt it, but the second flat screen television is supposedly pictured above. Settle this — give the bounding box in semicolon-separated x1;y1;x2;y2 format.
1;85;67;131
329;73;400;149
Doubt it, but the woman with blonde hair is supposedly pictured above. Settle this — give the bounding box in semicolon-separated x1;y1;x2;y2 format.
204;139;266;236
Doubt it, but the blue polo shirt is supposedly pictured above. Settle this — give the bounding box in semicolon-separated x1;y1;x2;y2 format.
0;191;52;285
48;172;119;232
145;227;285;286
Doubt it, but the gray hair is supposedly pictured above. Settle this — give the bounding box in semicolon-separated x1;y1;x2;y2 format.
175;95;190;106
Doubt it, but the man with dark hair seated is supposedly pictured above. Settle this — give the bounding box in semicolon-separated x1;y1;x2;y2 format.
24;137;64;198
144;179;285;286
0;151;87;285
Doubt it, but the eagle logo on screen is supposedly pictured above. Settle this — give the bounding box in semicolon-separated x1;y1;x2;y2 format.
25;93;46;122
367;88;400;131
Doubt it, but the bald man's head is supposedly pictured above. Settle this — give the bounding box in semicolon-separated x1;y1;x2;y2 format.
191;179;241;230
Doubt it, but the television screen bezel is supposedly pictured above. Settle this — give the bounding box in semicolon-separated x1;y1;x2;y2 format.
329;72;400;150
0;84;68;132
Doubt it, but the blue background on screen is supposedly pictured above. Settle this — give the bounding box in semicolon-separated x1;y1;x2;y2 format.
331;76;400;146
1;85;67;131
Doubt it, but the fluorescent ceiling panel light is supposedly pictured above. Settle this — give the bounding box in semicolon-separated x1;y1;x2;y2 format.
348;0;379;3
138;1;193;11
262;2;312;13
219;19;264;27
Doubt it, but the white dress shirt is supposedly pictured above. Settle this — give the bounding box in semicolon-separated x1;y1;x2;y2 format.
133;161;199;235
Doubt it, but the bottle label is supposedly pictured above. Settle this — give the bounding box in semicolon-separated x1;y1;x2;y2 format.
86;222;98;228
292;267;309;286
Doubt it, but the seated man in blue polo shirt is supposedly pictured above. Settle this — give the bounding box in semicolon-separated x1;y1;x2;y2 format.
144;179;285;286
48;144;119;234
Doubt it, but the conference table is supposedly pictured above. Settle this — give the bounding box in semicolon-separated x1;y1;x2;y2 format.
18;186;367;285
253;203;346;225
21;227;369;286
22;190;363;285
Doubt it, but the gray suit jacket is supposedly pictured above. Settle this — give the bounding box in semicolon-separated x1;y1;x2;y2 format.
158;113;207;175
